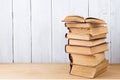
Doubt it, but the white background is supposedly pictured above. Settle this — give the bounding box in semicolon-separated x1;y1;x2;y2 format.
0;0;119;63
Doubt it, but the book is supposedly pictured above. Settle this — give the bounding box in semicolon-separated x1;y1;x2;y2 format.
70;59;109;78
68;26;108;36
94;67;107;78
66;33;106;40
62;15;84;22
63;15;106;24
68;38;106;47
85;17;106;24
65;43;108;55
65;22;105;28
69;52;105;66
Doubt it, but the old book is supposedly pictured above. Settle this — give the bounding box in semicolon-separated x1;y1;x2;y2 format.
69;52;105;66
85;17;106;24
68;26;108;36
65;22;105;28
62;15;84;22
68;38;105;47
94;67;107;78
65;43;108;55
63;15;106;24
66;33;106;40
70;59;109;78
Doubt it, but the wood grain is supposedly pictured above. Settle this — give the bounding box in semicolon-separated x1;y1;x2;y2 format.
0;64;119;79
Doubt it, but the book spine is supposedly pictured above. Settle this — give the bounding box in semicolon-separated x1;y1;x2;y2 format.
65;45;67;53
67;27;72;32
65;33;67;38
68;39;70;45
69;63;72;74
64;23;68;27
69;54;73;63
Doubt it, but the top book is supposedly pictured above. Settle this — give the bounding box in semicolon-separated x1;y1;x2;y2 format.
62;15;106;24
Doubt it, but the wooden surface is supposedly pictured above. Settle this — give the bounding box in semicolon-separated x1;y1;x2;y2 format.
0;64;119;79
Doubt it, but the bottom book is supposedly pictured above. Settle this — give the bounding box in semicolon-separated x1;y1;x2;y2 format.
70;59;109;78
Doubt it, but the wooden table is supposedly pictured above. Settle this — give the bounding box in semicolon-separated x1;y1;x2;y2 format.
0;64;119;79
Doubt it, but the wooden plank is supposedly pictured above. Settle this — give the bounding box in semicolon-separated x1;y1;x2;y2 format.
31;0;51;63
52;0;70;63
0;64;119;79
13;0;31;63
52;0;88;63
0;0;12;63
111;0;120;63
70;0;89;17
89;0;111;62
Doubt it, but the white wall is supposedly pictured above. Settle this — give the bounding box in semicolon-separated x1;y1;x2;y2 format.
0;0;119;63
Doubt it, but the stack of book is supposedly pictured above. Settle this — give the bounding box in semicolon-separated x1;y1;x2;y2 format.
62;15;109;78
